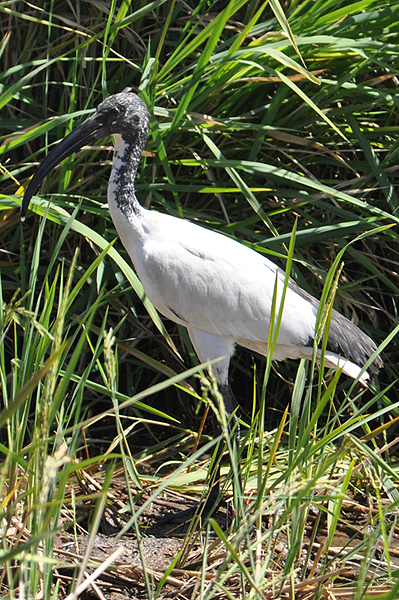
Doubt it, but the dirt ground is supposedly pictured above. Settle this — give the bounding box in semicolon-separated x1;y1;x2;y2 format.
50;476;399;600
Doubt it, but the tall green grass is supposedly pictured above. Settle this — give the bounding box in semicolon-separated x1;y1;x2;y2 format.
1;0;399;598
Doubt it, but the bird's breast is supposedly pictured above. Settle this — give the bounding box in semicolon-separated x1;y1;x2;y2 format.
110;209;318;350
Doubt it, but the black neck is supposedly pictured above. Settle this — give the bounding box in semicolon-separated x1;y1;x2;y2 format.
109;134;145;218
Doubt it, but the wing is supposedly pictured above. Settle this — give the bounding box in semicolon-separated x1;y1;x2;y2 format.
130;211;317;349
121;210;381;376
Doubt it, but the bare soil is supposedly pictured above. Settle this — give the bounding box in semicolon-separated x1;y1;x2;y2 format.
50;475;399;600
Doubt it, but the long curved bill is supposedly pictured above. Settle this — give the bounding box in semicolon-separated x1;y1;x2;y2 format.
21;112;108;219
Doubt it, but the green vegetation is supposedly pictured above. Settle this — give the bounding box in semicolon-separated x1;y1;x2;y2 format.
1;0;399;597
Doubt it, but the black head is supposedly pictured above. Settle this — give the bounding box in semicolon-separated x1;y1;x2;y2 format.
95;92;150;141
21;92;150;218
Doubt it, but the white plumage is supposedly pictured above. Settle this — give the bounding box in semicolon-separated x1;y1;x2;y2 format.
108;134;380;387
22;92;382;510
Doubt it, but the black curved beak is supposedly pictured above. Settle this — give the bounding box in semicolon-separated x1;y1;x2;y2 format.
21;112;109;219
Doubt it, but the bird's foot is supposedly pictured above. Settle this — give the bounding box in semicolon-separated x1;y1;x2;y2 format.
144;493;233;537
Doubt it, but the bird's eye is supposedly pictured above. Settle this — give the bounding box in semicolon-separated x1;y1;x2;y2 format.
110;106;122;118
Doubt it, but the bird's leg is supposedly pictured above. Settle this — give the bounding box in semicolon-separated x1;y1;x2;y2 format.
185;327;241;517
146;385;239;533
203;382;241;516
146;381;239;533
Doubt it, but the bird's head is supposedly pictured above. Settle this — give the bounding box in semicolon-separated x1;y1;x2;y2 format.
21;92;150;219
95;93;150;141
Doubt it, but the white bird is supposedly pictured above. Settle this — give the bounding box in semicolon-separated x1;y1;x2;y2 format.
21;92;382;513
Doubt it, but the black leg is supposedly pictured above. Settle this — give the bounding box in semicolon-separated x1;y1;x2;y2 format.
203;383;241;515
148;382;241;533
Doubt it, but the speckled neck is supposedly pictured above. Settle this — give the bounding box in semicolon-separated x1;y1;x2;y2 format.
108;134;145;219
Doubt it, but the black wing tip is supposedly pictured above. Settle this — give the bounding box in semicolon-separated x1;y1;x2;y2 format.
326;331;383;376
367;353;384;375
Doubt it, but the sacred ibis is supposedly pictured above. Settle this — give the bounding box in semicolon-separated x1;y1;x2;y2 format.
21;92;383;513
